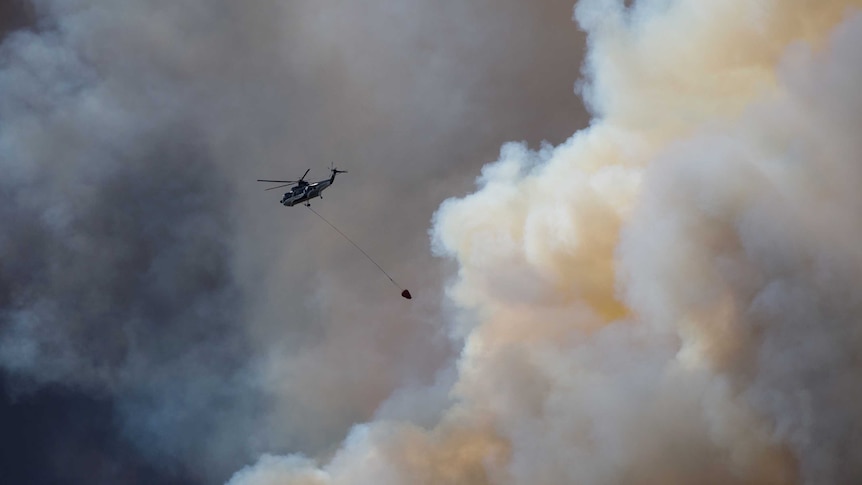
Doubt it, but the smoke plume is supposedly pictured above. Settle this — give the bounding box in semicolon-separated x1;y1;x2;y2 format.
228;1;862;484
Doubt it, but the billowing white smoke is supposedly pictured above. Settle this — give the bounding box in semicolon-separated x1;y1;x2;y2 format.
228;1;862;484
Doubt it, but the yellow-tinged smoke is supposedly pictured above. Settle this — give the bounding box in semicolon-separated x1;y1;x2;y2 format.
229;1;862;483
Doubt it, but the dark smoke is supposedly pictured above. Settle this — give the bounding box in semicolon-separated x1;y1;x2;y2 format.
0;0;588;483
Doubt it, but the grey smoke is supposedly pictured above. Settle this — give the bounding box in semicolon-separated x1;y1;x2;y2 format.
0;0;587;482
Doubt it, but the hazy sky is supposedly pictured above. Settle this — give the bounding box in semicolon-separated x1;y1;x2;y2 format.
0;1;587;483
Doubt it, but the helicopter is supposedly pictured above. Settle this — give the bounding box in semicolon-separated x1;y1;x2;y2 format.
258;165;348;207
256;165;412;299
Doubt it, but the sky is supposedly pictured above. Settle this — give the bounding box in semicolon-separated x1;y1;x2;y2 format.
4;1;862;485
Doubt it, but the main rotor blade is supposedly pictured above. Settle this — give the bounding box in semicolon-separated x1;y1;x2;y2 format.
258;179;298;183
299;168;310;181
264;183;296;191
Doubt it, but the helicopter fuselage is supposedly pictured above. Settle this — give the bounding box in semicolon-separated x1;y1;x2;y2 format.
261;167;346;207
281;179;333;206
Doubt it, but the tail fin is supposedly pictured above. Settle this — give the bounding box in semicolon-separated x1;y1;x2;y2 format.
329;166;348;183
